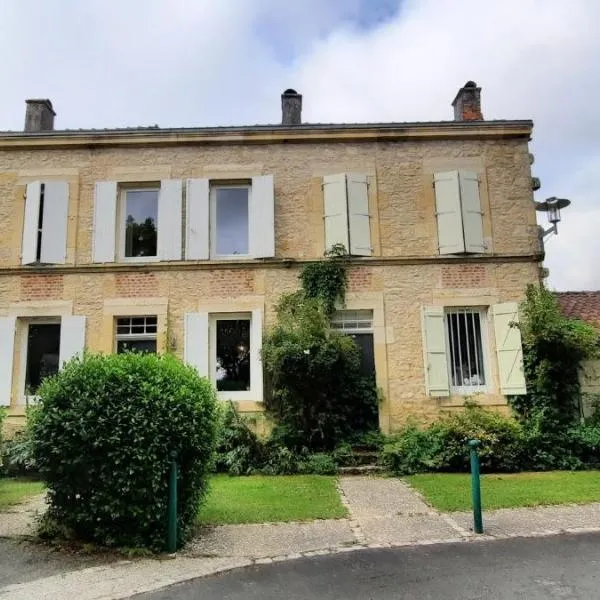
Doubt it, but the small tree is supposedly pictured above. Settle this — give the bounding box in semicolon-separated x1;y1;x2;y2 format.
32;353;217;551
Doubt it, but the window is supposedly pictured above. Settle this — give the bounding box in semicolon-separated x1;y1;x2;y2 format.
35;184;45;262
24;322;61;395
116;316;157;353
120;188;159;259
331;310;373;332
211;185;249;257
445;308;487;392
215;318;251;392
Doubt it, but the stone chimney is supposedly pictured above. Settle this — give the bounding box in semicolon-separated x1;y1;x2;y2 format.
281;89;302;126
24;99;56;132
452;81;483;121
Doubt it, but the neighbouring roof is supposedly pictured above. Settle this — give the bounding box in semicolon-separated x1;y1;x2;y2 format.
556;292;600;329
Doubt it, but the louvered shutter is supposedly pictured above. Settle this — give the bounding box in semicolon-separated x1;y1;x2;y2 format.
347;174;371;256
59;316;86;367
492;303;527;395
0;317;16;406
22;181;41;265
433;171;465;255
92;181;118;263
421;306;450;397
40;181;69;264
251;309;264;401
323;174;349;253
184;313;209;378
459;170;485;253
157;179;183;261
185;179;210;260
250;175;275;258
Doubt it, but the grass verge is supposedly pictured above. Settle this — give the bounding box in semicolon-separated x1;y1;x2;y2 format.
198;475;347;525
0;478;45;509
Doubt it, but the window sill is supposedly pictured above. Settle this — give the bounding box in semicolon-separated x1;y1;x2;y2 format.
118;256;160;263
210;255;252;261
216;390;261;402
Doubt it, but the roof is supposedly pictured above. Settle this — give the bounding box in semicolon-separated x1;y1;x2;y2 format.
556;292;600;328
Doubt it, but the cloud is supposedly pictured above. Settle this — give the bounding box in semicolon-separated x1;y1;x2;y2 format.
0;0;598;289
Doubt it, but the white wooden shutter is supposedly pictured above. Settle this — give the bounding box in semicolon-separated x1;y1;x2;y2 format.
323;173;349;253
459;170;485;253
59;316;86;367
40;181;69;264
185;179;210;260
92;181;118;263
184;312;209;378
0;317;16;406
251;308;264;401
250;175;275;258
157;179;183;261
433;171;465;255
347;174;371;256
421;306;450;397
492;302;527;395
22;181;41;265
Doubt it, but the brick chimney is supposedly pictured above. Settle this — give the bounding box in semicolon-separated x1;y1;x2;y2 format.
452;81;483;121
24;99;56;132
281;89;302;126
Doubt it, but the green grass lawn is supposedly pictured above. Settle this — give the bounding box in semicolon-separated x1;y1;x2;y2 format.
198;475;347;525
0;478;45;509
407;471;600;512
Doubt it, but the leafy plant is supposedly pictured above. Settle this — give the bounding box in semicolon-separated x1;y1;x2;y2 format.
31;352;217;551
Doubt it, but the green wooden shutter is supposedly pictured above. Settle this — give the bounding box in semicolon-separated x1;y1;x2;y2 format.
492;302;527;395
347;174;371;256
323;173;349;253
433;171;465;255
250;175;275;258
421;306;450;397
157;179;183;261
22;181;41;265
458;170;485;253
40;181;69;264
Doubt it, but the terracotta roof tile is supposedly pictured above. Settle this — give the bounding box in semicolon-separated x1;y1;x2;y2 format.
555;292;600;329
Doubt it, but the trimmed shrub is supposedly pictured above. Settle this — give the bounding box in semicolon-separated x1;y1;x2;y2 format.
32;353;217;551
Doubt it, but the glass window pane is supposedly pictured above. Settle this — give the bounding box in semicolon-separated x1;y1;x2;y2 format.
124;189;158;258
216;319;251;391
25;323;61;394
215;188;249;256
446;310;485;388
117;339;157;354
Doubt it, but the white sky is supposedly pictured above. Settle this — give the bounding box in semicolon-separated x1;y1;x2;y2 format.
0;0;598;290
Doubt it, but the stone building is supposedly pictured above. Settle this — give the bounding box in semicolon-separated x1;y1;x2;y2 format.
0;82;541;435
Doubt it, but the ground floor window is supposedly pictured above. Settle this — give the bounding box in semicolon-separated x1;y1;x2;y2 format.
331;309;376;381
116;316;157;353
24;322;61;395
215;317;251;392
445;308;487;392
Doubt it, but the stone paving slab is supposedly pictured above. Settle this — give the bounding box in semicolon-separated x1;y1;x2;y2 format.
0;494;47;538
358;515;463;545
185;520;356;559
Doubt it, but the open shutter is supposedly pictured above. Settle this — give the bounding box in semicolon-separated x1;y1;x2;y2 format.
421;306;450;397
40;181;69;264
22;181;41;265
184;312;209;378
157;179;183;261
323;174;349;253
492;302;527;395
347;174;371;256
251;308;264;401
185;179;210;260
0;317;16;406
92;181;117;263
59;316;86;367
434;171;465;255
250;175;275;258
459;170;485;253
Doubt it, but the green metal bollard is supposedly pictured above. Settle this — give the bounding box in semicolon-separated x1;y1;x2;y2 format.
167;451;178;553
468;439;483;534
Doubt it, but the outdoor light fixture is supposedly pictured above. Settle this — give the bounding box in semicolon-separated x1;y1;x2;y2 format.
534;196;571;239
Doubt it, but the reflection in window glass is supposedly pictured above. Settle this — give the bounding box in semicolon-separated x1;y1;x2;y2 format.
124;189;158;258
216;319;251;391
446;309;486;389
116;316;157;354
25;323;61;394
215;187;249;256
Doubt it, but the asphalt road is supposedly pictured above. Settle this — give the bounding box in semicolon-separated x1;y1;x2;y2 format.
137;533;600;599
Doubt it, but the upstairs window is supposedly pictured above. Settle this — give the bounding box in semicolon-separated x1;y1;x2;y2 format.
120;188;159;259
116;316;157;353
211;185;250;258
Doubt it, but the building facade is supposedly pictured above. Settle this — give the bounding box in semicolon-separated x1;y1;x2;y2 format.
0;83;541;436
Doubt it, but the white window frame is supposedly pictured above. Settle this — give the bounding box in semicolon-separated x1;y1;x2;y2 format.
331;310;374;333
115;316;158;353
210;184;252;260
118;186;160;263
19;317;61;404
210;312;255;401
444;307;490;395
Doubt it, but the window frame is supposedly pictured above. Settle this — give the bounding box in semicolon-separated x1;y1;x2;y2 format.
209;183;252;260
209;312;255;401
118;185;160;263
114;315;158;354
444;307;490;396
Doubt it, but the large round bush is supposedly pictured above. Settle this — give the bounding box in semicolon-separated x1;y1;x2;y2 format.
32;353;217;551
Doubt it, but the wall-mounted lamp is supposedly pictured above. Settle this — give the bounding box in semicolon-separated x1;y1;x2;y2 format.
535;196;571;239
